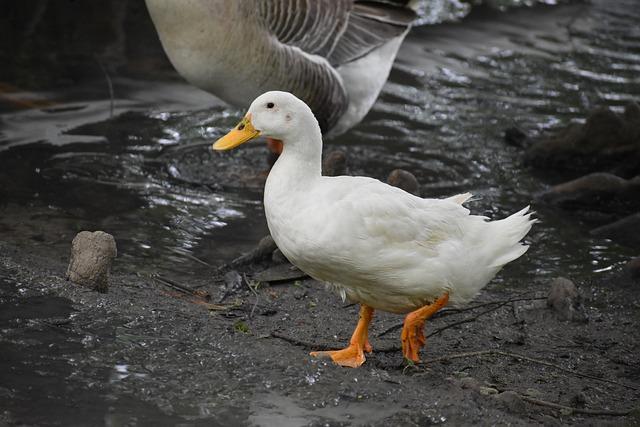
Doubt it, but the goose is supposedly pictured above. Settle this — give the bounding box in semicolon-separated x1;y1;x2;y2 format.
212;91;536;367
145;0;417;137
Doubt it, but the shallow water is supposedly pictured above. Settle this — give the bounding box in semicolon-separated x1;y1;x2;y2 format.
1;0;638;283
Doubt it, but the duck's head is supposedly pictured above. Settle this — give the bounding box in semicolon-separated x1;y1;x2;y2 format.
212;91;320;151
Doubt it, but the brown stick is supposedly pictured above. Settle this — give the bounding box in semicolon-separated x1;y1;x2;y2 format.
376;296;545;338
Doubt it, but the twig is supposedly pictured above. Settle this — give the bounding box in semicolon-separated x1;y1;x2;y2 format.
152;274;233;311
270;332;332;351
376;296;545;338
244;273;259;319
519;395;632;417
424;350;637;391
95;56;114;118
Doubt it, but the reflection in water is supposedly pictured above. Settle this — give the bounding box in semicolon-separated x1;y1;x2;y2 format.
0;0;638;284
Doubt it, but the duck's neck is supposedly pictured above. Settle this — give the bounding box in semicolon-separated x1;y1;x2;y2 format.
268;124;323;190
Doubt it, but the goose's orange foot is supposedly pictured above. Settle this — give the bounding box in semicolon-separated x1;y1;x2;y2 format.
310;345;366;368
401;293;449;363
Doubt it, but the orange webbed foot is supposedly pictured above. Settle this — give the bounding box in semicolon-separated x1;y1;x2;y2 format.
400;293;449;363
401;320;425;363
310;345;366;368
310;305;374;368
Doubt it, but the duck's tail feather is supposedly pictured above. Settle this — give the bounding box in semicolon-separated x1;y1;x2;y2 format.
486;206;537;269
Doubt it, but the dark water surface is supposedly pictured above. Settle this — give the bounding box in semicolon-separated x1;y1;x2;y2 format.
2;0;637;283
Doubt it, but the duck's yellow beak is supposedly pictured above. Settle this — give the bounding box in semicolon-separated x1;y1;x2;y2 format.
212;113;261;151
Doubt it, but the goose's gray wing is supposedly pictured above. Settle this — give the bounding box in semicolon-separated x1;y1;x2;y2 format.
253;0;416;132
257;0;416;66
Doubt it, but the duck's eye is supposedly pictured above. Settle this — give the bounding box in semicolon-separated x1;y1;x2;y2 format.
266;102;275;109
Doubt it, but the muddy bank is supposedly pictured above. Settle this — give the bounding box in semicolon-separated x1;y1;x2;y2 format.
1;240;639;426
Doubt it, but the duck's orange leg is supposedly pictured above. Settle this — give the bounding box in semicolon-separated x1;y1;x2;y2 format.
311;305;374;368
401;293;449;363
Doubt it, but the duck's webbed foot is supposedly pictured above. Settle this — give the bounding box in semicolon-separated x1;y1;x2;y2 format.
401;293;449;363
310;305;374;368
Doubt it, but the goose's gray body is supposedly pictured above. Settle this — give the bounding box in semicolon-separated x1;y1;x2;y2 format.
145;0;416;135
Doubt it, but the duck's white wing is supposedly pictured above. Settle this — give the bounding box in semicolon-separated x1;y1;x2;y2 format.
252;0;415;132
287;177;470;283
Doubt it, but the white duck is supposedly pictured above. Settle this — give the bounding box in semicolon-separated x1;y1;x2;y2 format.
146;0;417;136
213;91;535;367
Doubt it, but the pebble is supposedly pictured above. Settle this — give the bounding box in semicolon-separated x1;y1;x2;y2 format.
503;126;529;148
66;231;117;293
323;150;347;177
625;256;640;280
547;277;588;323
387;169;419;195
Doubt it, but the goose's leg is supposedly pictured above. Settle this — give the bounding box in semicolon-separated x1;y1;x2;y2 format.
310;305;374;368
401;293;449;363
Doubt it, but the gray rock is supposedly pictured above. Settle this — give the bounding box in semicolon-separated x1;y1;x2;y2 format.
591;213;640;249
536;173;640;216
525;104;640;178
494;391;526;413
387;169;419;195
253;264;308;284
323;150;347;177
66;231;117;293
547;277;588;323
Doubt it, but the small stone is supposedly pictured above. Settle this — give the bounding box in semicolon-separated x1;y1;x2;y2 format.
66;231;117;293
494;391;526;413
223;270;243;292
293;288;307;300
256;235;278;258
323;150;347;177
625;256;640;280
271;248;288;265
504;126;529;148
479;386;499;396
547;277;588;323
387;169;419;195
